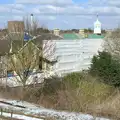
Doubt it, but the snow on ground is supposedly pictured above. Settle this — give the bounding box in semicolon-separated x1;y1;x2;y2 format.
2;112;43;120
25;108;110;120
0;73;45;87
0;98;110;120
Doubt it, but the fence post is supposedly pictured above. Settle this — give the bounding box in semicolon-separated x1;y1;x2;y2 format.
11;110;13;118
1;108;2;116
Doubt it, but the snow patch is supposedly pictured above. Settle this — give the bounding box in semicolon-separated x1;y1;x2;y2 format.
2;112;43;120
0;98;110;120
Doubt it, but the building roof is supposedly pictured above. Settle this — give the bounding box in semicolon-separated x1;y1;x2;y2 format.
0;32;62;56
63;33;81;40
36;33;62;40
33;33;62;49
94;19;101;25
88;34;104;39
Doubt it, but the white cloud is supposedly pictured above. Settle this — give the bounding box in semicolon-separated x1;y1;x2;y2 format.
49;16;56;20
76;15;92;19
13;16;23;21
108;0;120;7
0;4;25;14
31;5;89;15
3;1;120;17
32;5;64;14
0;0;120;29
88;6;120;15
8;4;25;10
63;20;69;24
37;16;56;20
16;0;73;5
88;0;107;5
88;0;120;8
30;4;120;17
0;7;10;13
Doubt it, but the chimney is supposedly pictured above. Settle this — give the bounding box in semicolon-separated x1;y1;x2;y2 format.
31;14;33;30
54;29;60;36
8;21;24;33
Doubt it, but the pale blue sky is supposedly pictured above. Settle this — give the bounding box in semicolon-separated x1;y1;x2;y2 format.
0;0;120;29
0;0;88;4
0;0;14;4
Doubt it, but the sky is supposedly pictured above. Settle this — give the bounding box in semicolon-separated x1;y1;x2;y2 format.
0;0;120;29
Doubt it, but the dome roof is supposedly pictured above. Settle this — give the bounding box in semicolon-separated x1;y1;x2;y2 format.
94;14;101;25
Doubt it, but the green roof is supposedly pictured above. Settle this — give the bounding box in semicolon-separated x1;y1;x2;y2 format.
63;33;104;40
88;34;105;39
63;33;81;40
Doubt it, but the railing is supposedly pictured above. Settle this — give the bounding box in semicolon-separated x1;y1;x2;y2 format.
0;107;45;120
0;108;13;118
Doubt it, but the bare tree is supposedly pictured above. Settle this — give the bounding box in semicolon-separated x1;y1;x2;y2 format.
104;28;120;60
8;41;40;87
0;17;57;90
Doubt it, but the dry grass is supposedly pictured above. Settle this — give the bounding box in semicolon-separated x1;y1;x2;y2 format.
36;79;118;119
91;93;120;119
44;117;56;120
0;74;120;119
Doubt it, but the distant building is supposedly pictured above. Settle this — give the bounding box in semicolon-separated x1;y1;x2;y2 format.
60;16;103;40
8;21;24;33
45;39;104;76
79;29;88;38
63;33;80;40
94;15;101;35
54;29;60;36
47;15;105;76
106;29;113;34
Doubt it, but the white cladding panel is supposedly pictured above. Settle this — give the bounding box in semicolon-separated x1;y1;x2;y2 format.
44;39;104;76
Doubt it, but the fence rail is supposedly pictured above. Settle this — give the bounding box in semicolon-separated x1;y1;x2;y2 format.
0;107;45;120
0;108;14;119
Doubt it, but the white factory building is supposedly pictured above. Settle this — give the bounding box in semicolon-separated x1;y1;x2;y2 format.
44;16;104;76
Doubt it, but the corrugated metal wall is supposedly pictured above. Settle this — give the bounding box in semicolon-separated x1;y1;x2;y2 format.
44;39;104;76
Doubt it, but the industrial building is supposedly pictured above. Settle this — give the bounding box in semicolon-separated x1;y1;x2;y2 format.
0;14;107;86
45;15;105;76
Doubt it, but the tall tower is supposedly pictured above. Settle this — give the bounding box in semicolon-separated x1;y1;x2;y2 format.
94;14;101;35
31;14;34;30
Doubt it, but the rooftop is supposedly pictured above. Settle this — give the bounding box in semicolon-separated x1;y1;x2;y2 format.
62;33;105;40
0;32;62;56
63;33;82;40
88;34;105;39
